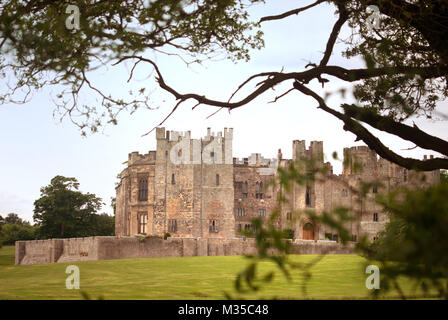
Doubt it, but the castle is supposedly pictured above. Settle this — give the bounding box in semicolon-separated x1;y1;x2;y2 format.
114;127;440;242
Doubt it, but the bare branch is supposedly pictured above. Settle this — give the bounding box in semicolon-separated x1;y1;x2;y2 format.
259;0;326;23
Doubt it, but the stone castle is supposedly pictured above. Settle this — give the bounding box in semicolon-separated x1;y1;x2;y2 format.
115;127;440;242
15;127;440;266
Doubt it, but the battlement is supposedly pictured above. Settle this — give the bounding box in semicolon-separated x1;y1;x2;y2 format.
128;151;156;165
156;127;233;142
233;153;276;167
293;140;324;162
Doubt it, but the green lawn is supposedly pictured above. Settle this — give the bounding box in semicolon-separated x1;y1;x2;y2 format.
0;245;431;300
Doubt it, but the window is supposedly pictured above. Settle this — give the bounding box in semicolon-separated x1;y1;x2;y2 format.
138;177;148;201
242;181;248;198
351;234;357;242
171;173;175;185
168;219;177;233
372;186;378;194
138;212;148;235
210;151;215;162
258;209;266;217
403;169;407;182
341;188;348;197
256;181;263;199
286;212;292;220
373;236;378;241
209;220;218;233
236;208;245;217
238;224;242;232
373;212;379;222
216;174;220;186
305;186;311;207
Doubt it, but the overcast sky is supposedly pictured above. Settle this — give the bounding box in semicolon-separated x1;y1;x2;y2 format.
1;1;446;223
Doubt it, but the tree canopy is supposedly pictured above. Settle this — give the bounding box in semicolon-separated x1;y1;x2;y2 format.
33;175;105;238
1;0;447;169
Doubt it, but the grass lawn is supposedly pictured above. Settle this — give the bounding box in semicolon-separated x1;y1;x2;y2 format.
0;245;433;300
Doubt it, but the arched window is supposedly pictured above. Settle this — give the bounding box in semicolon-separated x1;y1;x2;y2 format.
305;186;311;207
171;173;175;185
216;174;220;186
138;177;148;201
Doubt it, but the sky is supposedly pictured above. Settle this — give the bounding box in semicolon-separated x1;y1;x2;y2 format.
0;1;446;223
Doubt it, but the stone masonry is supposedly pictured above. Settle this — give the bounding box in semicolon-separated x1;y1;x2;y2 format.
115;127;440;242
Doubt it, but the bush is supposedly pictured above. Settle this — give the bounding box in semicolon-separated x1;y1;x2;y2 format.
164;232;171;240
282;229;294;239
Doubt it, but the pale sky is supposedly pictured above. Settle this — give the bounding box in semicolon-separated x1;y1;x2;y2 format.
0;1;446;223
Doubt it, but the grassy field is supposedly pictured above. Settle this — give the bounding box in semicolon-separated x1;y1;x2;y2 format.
0;245;432;300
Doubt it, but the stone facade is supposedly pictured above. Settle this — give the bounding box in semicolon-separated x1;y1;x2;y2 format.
115;128;440;243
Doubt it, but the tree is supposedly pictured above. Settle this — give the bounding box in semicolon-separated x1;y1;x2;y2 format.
358;182;448;298
4;213;26;225
0;213;37;245
0;0;447;169
90;213;115;236
33;175;103;239
0;223;37;245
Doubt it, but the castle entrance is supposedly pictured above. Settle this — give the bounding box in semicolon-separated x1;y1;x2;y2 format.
302;223;314;240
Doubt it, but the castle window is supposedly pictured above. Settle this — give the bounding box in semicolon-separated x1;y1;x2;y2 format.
256;181;263;199
210;151;215;162
138;212;148;235
372;186;378;194
216;174;220;186
351;234;357;242
242;181;248;198
236;208;245;217
373;212;379;222
209;220;218;233
138;178;148;201
286;212;292;220
171;173;175;185
342;188;348;197
238;224;242;232
258;209;266;217
403;169;407;182
177;149;182;158
168;219;177;233
305;186;311;207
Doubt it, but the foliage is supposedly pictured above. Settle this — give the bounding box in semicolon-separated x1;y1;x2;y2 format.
33;175;104;239
441;170;448;185
0;213;37;245
1;1;446;169
163;232;171;240
232;152;447;299
357;183;448;299
3;213;27;225
0;223;38;245
0;0;264;134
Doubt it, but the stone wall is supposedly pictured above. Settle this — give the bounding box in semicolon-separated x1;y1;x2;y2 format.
15;236;355;266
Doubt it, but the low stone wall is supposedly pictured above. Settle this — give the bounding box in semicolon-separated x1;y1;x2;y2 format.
15;236;355;266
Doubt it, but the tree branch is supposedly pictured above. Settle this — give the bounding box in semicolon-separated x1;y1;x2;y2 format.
293;81;448;170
